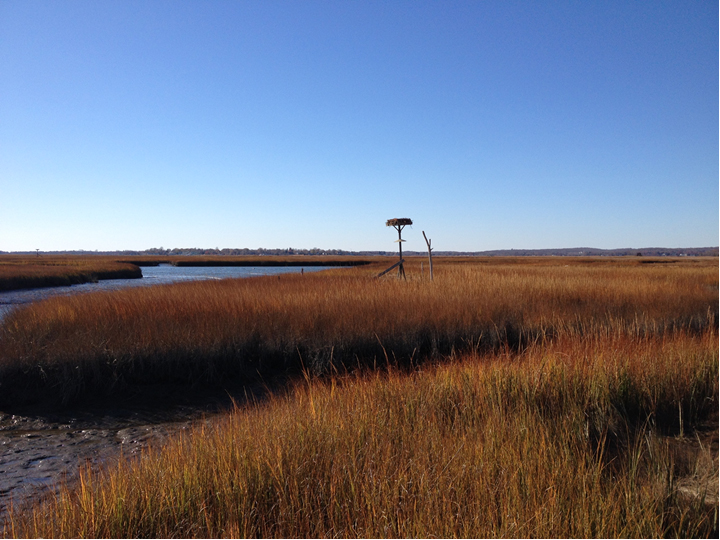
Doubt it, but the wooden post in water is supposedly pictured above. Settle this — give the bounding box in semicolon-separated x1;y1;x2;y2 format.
422;231;433;281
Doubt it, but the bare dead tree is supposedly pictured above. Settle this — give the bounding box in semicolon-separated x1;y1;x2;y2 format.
422;231;433;281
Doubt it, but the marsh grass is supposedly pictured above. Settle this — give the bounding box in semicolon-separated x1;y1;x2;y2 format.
5;329;717;538
0;256;142;291
0;259;716;407
1;258;717;538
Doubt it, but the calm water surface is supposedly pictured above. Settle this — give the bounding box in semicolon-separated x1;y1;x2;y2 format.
0;265;330;321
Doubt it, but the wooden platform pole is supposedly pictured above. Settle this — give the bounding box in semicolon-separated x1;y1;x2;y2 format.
395;224;407;280
385;218;412;281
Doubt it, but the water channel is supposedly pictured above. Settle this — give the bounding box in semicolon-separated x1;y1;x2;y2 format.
0;265;333;519
0;264;329;321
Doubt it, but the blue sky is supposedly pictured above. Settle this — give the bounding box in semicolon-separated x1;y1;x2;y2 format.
1;0;717;252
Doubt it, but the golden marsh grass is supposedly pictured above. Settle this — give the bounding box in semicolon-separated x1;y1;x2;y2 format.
5;329;717;537
0;257;717;537
0;258;716;407
0;256;142;291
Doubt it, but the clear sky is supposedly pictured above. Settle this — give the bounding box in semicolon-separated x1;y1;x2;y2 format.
1;0;717;253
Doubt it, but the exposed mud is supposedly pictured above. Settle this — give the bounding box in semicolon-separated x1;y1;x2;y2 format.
0;408;202;521
0;376;279;524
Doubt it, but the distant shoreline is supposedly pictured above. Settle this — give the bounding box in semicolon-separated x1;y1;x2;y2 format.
2;246;718;257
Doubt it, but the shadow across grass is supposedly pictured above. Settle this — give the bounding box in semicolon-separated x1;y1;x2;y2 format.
0;260;717;412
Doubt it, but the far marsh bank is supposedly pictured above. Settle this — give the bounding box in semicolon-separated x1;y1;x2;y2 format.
0;255;372;293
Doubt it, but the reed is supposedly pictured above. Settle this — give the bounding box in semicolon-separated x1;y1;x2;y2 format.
0;259;716;407
5;329;717;538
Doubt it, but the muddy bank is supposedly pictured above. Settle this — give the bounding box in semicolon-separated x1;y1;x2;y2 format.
0;411;195;520
0;379;274;523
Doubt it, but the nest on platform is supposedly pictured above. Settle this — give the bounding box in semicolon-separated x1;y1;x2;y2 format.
386;218;413;227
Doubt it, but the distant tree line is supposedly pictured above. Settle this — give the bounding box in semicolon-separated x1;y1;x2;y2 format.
139;247;393;257
2;247;717;257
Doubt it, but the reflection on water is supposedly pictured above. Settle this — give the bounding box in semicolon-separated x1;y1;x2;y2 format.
0;265;329;321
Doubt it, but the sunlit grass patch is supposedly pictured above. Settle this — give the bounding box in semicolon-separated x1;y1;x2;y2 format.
6;329;717;538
